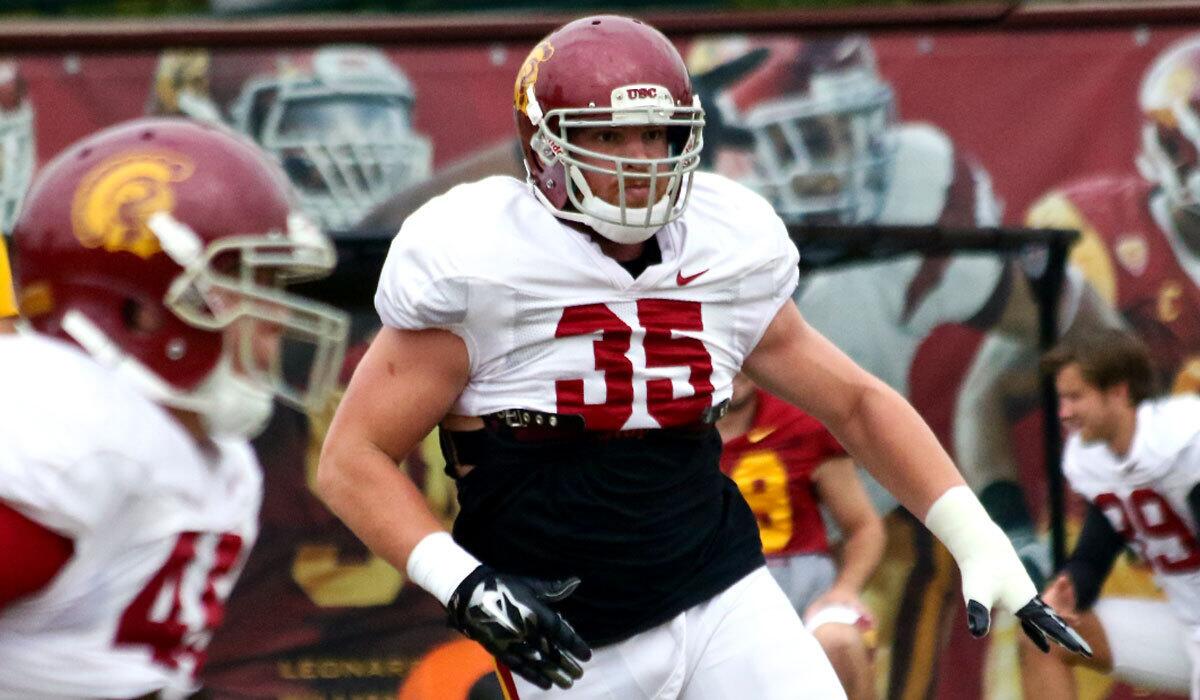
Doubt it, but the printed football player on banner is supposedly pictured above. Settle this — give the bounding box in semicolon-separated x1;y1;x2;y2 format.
718;372;884;700
1022;329;1199;700
316;15;1087;700
690;33;1042;698
230;45;433;232
0;117;348;698
0;59;35;236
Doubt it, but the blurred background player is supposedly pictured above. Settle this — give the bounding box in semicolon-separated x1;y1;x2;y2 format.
718;372;884;700
0;117;348;698
141;45;460;696
229;45;432;232
1021;328;1199;699
692;33;1031;697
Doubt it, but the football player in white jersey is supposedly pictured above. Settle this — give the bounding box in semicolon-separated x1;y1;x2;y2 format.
1021;328;1200;699
0;117;348;699
316;15;1089;699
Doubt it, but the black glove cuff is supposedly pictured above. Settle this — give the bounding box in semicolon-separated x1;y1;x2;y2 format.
447;564;491;628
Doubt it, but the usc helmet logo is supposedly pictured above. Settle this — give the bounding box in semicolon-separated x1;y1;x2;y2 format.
514;40;554;115
70;150;195;259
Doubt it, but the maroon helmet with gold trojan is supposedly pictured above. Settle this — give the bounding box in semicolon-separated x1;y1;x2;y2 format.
514;15;704;244
12;117;348;436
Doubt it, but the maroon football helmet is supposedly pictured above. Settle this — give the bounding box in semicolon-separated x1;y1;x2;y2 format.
513;15;704;244
12;117;348;436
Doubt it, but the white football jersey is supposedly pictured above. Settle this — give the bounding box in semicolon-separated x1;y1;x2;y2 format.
0;334;262;699
1063;395;1200;629
375;172;799;430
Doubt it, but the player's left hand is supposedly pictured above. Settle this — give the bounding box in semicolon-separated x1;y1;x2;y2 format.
925;487;1092;659
958;538;1092;658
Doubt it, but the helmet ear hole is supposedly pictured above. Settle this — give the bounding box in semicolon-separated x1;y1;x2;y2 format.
122;298;165;334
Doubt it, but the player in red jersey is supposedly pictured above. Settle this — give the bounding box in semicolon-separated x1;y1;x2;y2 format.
718;373;885;700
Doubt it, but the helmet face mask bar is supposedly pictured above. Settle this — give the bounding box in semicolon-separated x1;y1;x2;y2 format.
515;16;706;245
233;46;432;232
703;35;898;225
13;117;350;438
159;212;348;413
533;97;705;236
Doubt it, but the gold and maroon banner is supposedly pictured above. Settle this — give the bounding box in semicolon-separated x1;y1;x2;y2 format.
5;19;1197;700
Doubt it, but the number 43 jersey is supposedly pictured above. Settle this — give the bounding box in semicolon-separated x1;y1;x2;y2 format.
1063;395;1200;629
375;172;800;430
0;334;262;699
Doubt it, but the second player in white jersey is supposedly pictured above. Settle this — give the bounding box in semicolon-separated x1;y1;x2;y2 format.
1063;395;1200;627
1024;329;1200;700
0;334;262;698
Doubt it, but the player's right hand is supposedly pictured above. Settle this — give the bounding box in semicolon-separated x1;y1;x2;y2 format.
447;565;592;690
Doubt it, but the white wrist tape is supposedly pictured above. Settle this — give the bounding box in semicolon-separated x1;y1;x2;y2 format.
406;531;482;607
924;485;1036;612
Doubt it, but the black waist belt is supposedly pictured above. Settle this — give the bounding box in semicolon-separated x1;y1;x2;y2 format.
441;399;730;470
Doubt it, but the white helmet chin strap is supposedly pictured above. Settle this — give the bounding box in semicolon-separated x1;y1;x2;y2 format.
567;165;673;244
184;357;275;439
528;182;666;244
61;310;273;439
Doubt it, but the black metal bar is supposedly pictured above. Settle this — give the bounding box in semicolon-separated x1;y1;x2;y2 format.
1038;236;1072;569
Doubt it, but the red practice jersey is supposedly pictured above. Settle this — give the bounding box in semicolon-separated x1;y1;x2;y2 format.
720;389;846;558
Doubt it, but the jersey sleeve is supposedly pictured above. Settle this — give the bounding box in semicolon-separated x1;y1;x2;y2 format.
374;204;470;333
740;211;800;353
0;447;143;537
0;500;74;608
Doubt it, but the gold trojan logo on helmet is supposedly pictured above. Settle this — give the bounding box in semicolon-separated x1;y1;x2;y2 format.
70;150;195;259
514;40;554;116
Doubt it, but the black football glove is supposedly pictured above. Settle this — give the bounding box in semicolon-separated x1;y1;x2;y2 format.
447;565;592;690
965;593;1092;658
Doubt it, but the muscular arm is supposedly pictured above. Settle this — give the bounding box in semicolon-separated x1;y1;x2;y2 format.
743;301;1094;658
812;456;884;595
315;326;470;571
743;302;963;519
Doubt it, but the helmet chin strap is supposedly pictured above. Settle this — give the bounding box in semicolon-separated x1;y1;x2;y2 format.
566;165;673;244
61;310;273;439
186;357;275;439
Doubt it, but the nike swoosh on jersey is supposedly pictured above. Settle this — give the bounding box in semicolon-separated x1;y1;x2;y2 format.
676;268;710;286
